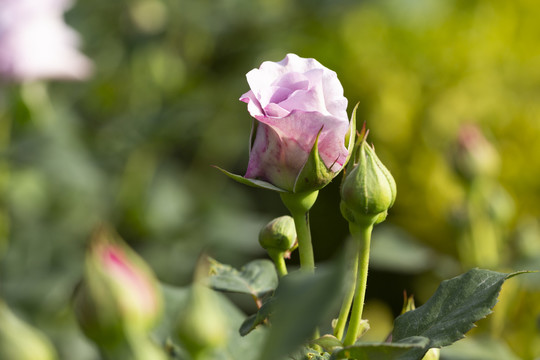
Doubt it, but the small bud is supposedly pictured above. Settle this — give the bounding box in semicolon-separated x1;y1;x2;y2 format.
0;301;58;360
176;282;228;357
73;225;162;346
259;216;297;253
450;124;499;181
400;292;416;314
340;136;396;227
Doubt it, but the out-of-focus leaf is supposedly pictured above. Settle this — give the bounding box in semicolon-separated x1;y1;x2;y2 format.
207;258;278;300
440;335;521;360
258;257;345;360
370;225;439;274
329;336;429;360
392;269;527;360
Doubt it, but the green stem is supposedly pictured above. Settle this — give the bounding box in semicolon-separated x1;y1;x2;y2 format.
270;252;288;277
343;223;373;346
292;211;315;272
280;191;319;273
333;239;359;341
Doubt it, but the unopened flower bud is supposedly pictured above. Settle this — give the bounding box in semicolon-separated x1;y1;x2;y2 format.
0;300;58;360
176;283;228;357
450;124;499;181
340;137;396;226
259;216;297;253
73;225;162;346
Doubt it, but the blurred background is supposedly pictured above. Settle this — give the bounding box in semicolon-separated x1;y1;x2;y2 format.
1;0;540;358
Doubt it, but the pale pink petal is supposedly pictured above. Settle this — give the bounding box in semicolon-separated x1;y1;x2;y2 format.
240;90;264;117
255;111;349;171
245;123;308;191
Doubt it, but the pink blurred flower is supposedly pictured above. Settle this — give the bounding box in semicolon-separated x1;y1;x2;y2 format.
240;54;352;192
73;226;162;343
0;0;92;82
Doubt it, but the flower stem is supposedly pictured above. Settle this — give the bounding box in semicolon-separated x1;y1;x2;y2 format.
280;191;319;273
343;223;373;346
269;252;288;277
291;211;315;272
333;239;359;341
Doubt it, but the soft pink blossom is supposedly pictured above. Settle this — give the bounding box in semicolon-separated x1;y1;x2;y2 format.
0;0;92;82
99;244;159;316
240;54;350;192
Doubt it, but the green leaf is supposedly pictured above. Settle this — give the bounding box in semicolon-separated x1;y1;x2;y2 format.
213;166;287;192
239;297;276;336
392;269;527;360
329;336;429;360
207;258;278;300
258;258;346;360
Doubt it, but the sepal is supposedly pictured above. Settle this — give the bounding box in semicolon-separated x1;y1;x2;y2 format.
214;166;287;192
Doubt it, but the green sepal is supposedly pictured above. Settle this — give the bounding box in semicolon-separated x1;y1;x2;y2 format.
213;166;287;192
310;335;343;353
293;128;335;193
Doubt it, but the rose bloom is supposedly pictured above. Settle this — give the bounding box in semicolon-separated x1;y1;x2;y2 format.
240;53;351;192
0;0;92;82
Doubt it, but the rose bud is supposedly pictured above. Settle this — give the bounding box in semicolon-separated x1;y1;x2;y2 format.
450;124;499;182
0;300;58;360
176;259;228;358
340;134;396;227
218;53;356;193
259;215;296;253
72;225;162;346
0;0;93;82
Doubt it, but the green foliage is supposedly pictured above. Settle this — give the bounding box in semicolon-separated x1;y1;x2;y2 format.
207;257;278;301
392;269;527;359
259;259;345;360
240;298;275;336
330;337;428;360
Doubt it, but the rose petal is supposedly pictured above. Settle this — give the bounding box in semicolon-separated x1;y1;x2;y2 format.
245;124;308;191
255;111;349;171
240;90;264;117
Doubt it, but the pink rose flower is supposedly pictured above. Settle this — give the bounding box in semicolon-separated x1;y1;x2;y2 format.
239;54;353;192
0;0;92;82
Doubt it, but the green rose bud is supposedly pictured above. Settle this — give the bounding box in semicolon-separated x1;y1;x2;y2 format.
340;135;396;227
72;225;163;347
176;283;228;357
259;216;297;253
0;300;58;360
